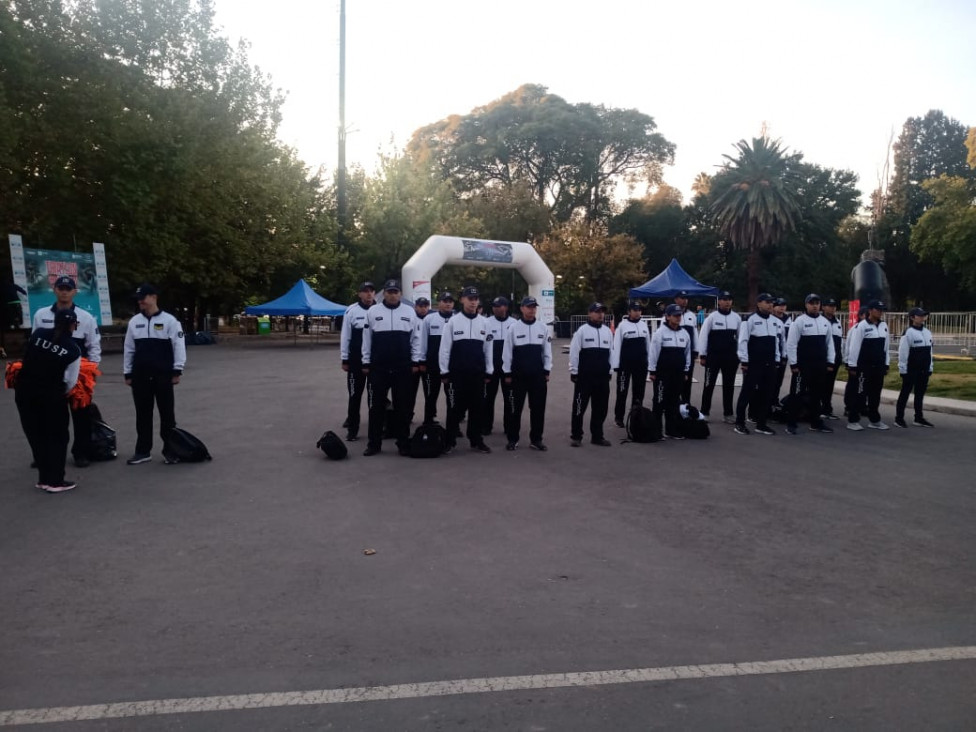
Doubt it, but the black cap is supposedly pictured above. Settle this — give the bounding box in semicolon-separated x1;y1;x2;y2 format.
520;296;538;307
588;302;607;312
823;297;838;307
383;279;401;292
438;291;454;302
717;290;732;300
867;299;887;310
54;275;76;290
674;290;690;299
773;297;787;306
359;281;376;292
757;292;774;303
627;300;643;310
491;296;510;308
54;309;78;327
135;283;158;299
415;297;430;306
908;307;927;318
665;304;683;316
461;286;479;298
804;293;821;304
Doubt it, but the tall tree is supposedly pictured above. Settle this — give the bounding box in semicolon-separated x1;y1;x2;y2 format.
911;175;976;297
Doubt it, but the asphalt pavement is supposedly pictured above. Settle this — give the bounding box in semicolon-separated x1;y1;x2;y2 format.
1;341;975;730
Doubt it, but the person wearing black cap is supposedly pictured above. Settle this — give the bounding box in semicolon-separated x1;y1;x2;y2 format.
418;291;454;425
698;291;741;422
339;281;376;441
123;284;187;464
895;307;935;428
649;304;692;438
820;297;844;419
842;304;871;418
409;297;431;414
734;293;780;436
770;297;791;406
611;300;652;428
482;296;514;435
784;294;835;435
502;296;552;450
1;279;28;359
439;286;493;453
31;275;102;466
845;299;890;431
673;291;699;404
15;309;81;492
361;280;422;456
568;303;614;447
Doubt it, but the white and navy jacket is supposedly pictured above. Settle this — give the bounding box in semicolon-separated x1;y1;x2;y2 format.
773;315;791;363
825;315;844;366
698;309;741;361
898;325;933;375
846;319;890;369
439;311;493;376
786;313;835;366
362;301;421;369
486;314;515;375
649;324;691;374
679;310;700;355
123;310;186;378
569;323;613;378
502;318;552;376
737;313;781;366
340;301;371;365
611;317;652;371
33;304;101;363
419;310;453;368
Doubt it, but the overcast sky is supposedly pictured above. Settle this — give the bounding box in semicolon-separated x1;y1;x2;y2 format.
214;0;976;206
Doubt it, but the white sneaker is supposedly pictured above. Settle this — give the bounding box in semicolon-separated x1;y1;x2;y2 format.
846;422;864;432
868;421;890;431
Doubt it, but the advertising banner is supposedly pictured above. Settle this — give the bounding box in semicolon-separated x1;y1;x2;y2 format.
8;240;111;325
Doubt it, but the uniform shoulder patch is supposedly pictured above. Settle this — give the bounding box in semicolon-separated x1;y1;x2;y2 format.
178;331;184;338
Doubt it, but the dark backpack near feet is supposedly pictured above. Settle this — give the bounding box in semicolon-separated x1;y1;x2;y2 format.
87;403;118;461
164;427;213;462
316;430;348;460
410;424;446;458
624;405;663;443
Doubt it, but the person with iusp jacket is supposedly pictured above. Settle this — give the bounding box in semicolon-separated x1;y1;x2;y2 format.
568;303;614;447
502;296;552;451
611;300;652;428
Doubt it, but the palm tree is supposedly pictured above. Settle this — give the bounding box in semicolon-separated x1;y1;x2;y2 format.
710;137;801;305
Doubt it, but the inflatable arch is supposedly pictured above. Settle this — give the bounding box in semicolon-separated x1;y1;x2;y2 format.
402;236;556;327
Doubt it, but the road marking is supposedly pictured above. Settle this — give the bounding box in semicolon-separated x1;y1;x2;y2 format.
2;646;974;726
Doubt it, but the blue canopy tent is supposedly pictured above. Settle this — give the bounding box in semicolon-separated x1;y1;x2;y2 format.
629;259;720;299
245;279;347;316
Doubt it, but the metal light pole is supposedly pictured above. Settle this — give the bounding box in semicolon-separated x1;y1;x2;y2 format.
336;0;348;249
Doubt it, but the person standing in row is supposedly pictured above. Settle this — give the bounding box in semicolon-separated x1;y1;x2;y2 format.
845;300;890;431
361;280;421;457
409;297;430;419
649;304;692;439
31;275;102;467
15;309;81;492
502;296;552;451
568;303;614;447
734;293;779;436
698;291;741;423
439;286;493;454
124;284;187;465
339;281;375;441
784;294;835;435
611;301;652;428
418;292;454;425
770;297;791;407
895;307;935;429
820;297;844;420
673;291;699;405
482;296;514;436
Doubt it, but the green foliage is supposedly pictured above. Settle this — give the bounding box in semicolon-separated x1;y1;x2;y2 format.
911;175;976;291
967;127;976;170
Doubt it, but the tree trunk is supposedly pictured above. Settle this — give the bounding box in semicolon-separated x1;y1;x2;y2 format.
747;247;761;307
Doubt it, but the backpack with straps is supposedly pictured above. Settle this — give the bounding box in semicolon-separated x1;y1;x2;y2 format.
164;427;213;462
316;430;348;460
410;424;446;458
625;405;662;443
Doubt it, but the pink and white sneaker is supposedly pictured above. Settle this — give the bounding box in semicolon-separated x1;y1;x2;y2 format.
39;481;77;493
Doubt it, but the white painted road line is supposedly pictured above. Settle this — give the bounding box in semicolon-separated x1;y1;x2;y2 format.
2;646;975;726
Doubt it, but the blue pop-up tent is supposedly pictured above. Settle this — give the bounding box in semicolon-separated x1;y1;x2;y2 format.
245;279;347;316
629;259;719;299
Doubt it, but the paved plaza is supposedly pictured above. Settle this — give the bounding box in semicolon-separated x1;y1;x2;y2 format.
1;341;975;730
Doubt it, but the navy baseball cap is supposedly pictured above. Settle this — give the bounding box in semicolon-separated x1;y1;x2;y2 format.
383;279;401;292
520;296;538;307
823;297;838;307
588;302;607;312
804;293;821;304
491;296;510;308
438;291;454;302
674;290;690;299
665;304;683;316
867;299;887;310
773;297;788;306
757;292;775;303
415;297;430;307
135;283;158;299
54;275;76;290
908;307;928;317
627;300;643;310
359;281;376;292
54;309;78;326
461;286;479;298
717;291;733;300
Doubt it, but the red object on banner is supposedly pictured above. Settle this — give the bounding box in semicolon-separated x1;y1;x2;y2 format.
848;299;860;329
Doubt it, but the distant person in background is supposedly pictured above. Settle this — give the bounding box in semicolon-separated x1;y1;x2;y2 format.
1;280;27;359
895;307;935;428
696;305;705;327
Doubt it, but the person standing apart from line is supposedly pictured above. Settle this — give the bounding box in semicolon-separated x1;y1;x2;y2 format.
845;300;891;431
820;297;844;420
895;307;935;428
502;296;552;451
611;300;652;428
672;291;699;405
649;304;692;439
32;275;102;467
734;293;779;436
784;294;835;435
439;286;493;453
361;280;421;457
482;296;514;436
698;290;741;423
339;281;376;441
15;309;81;492
418;292;454;425
124;284;187;465
569;303;614;447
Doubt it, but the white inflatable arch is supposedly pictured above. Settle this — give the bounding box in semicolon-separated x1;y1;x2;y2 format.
402;236;555;326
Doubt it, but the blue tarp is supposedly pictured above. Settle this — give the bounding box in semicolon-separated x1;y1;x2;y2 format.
629;259;719;299
244;279;347;316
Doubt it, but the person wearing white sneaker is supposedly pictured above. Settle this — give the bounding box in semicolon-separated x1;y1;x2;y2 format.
845;300;890;431
895;307;934;429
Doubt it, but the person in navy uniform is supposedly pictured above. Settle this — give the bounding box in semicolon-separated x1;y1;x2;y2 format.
697;290;741;423
895;307;935;428
568;303;614;447
672;291;699;404
15;309;82;492
361;280;422;456
784;294;835;435
123;284;187;464
502;296;552;451
409;296;431;418
611;300;652;428
482;296;515;436
734;293;780;436
820;297;844;420
418;292;455;425
339;281;376;441
770;297;791;407
649;304;692;439
31;275;102;467
845;299;890;431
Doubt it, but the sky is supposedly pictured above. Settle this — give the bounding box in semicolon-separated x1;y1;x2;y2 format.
213;0;976;206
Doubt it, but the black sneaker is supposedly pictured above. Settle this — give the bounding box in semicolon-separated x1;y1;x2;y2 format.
126;453;152;465
472;443;492;454
894;417;908;428
591;438;612;447
530;441;548;452
809;425;835;434
666;433;685;440
342;418;350;428
442;443;455;455
734;423;750;435
570;438;582;447
346;432;359;442
506;442;518;451
362;446;381;457
914;417;935;428
754;426;776;436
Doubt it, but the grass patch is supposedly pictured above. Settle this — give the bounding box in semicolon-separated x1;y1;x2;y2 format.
837;358;976;401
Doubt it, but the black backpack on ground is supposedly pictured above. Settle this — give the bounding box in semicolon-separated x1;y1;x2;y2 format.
87;403;117;461
410;423;446;458
164;427;213;462
625;405;663;443
316;430;348;460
